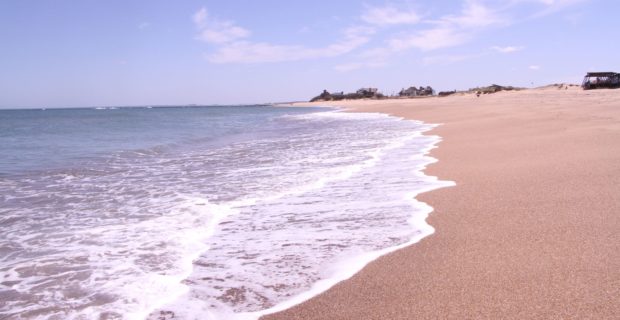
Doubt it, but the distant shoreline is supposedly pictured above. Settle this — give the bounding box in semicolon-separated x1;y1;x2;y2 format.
264;84;620;319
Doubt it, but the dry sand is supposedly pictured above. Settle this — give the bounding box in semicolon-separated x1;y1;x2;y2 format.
263;86;620;319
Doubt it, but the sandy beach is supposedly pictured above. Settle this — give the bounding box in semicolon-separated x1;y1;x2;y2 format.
264;86;620;319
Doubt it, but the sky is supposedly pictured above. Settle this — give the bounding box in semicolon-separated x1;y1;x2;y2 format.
0;0;618;108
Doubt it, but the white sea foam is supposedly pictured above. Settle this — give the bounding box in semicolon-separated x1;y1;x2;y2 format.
151;113;454;319
0;108;453;320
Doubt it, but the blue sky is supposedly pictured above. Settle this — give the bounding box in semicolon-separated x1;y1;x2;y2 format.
0;0;618;108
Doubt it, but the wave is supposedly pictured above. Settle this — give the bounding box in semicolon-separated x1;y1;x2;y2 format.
0;108;453;320
150;113;454;319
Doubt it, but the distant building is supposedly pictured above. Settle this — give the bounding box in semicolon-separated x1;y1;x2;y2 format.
582;72;620;90
356;88;378;97
309;87;383;102
399;86;434;97
330;91;344;98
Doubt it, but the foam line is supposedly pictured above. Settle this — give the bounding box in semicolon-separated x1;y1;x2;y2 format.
240;133;455;320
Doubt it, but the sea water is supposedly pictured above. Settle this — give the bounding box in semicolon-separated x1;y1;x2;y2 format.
0;105;453;319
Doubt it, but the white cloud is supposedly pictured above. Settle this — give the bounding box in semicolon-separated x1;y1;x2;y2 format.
529;65;541;70
386;1;504;52
512;0;591;17
206;25;372;64
334;60;386;72
358;47;393;61
197;22;250;44
138;22;150;30
376;0;581;55
334;62;365;72
534;0;587;6
208;42;304;63
491;45;524;53
389;27;470;51
422;53;486;65
194;7;374;64
343;25;376;39
336;1;506;70
443;0;505;28
512;0;588;7
209;38;365;64
196;0;581;67
361;5;421;26
193;7;207;27
193;7;250;44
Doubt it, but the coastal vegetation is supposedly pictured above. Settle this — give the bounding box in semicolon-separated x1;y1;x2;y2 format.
310;84;522;102
310;88;385;102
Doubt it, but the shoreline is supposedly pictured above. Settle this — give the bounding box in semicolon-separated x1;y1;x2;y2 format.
263;86;620;319
240;120;454;320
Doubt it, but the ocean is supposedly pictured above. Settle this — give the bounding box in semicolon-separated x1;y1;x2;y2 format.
0;105;453;319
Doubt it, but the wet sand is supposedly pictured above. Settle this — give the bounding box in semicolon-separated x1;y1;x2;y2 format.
263;86;620;319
